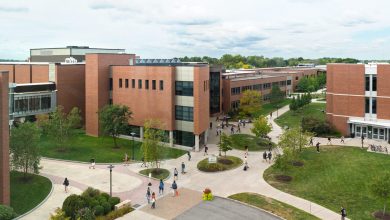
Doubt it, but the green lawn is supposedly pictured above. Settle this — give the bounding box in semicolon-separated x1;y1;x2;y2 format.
139;168;170;180
229;193;319;220
10;171;52;215
230;134;275;151
275;102;326;129
253;99;292;118
197;156;243;172
264;146;390;220
39;130;186;163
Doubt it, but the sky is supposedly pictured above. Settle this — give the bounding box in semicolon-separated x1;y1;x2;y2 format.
1;0;390;60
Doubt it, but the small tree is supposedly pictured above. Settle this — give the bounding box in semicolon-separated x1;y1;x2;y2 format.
289;97;298;111
219;133;232;157
141;119;166;169
10;122;41;179
278;127;313;156
43;106;82;151
251;116;272;138
270;85;284;105
239;90;262;117
99;105;132;148
371;174;390;216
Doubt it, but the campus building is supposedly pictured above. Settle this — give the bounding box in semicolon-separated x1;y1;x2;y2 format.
0;71;10;205
327;63;390;143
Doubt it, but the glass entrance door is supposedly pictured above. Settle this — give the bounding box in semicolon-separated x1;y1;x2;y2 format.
355;125;367;138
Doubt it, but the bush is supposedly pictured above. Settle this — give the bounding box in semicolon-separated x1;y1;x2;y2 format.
301;116;338;137
50;208;69;220
100;193;110;201
94;205;104;216
75;207;95;220
96;206;133;220
102;202;111;214
82;187;100;198
108;197;120;209
98;195;107;205
89;199;100;208
62;194;87;219
0;205;18;220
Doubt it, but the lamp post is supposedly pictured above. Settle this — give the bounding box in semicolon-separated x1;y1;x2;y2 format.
107;164;115;197
130;132;136;160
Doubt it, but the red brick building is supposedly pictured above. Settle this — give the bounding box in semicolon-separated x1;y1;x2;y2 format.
0;71;10;205
327;63;390;142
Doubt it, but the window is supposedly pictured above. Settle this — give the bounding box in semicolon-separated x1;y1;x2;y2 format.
175;105;193;121
253;84;262;90
287;80;292;85
242;85;252;92
365;97;370;113
125;79;129;88
231;101;240;109
109;78;113;90
295;76;298;80
365;76;370;91
231;87;241;95
159;80;164;90
372;97;377;114
372;76;377;91
132;79;135;88
119;78;123;88
152;80;156;90
176;81;193;96
263;83;271;90
280;81;286;86
145;80;149;90
138;79;142;89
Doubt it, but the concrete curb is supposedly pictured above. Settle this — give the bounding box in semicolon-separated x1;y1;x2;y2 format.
14;174;55;220
223;196;286;220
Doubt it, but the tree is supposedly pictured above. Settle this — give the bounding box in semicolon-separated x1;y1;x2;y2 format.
141;119;166;168
218;133;232;157
99;105;132;148
278;127;313;155
43;106;82;151
270;85;284;105
251;116;272;138
10;122;41;179
289;97;298;111
239;90;262;117
372;174;390;216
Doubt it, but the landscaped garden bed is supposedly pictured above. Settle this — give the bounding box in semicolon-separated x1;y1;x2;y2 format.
230;134;275;151
197;156;242;172
229;193;319;220
264;146;390;220
139;168;170;180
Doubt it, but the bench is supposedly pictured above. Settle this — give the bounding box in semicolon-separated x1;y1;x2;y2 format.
114;199;132;210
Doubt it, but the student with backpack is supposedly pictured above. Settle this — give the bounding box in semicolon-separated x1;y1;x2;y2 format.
159;179;164;195
341;206;347;220
267;151;272;163
171;181;178;197
63;177;69;193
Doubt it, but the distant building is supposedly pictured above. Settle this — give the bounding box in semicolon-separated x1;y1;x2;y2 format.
327;63;390;143
30;46;125;62
0;71;10;205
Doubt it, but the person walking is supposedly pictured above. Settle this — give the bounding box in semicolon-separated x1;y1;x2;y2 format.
327;137;332;145
124;153;129;166
89;158;95;169
173;168;179;180
243;121;246;127
204;144;208;156
159;179;164;195
187;151;191;161
361;135;365;148
341;206;347;220
63;177;69;193
244;145;249;157
243;156;249;170
237;124;241;133
263;151;267;162
309;137;314;146
270;111;273;118
171;181;178;197
151;196;156;209
146;187;151;204
230;126;234;134
181;162;186;174
340;136;345;144
316;142;320;153
267;151;272;163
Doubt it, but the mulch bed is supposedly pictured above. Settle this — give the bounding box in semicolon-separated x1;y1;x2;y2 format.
373;211;390;220
275;175;293;182
218;158;234;165
292;161;304;167
151;169;165;175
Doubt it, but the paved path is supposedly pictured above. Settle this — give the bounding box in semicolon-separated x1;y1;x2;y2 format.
174;197;281;220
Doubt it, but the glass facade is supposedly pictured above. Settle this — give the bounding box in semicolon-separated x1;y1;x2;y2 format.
173;130;195;147
14;95;52;114
175;81;193;96
365;76;370;91
210;72;221;114
231;87;241;95
175;105;193;121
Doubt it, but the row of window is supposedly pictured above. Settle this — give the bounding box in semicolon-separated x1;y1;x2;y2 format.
175;105;193;121
118;78;164;90
365;97;377;114
13;95;51;113
230;80;291;95
230;94;272;109
365;75;377;92
176;81;193;96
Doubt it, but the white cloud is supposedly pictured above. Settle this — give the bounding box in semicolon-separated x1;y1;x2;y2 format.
1;0;390;60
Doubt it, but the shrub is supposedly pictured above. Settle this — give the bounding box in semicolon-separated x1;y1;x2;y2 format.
62;194;87;219
102;202;111;214
82;187;100;198
89;199;100;208
108;197;120;209
75;207;95;220
97;206;133;220
50;208;70;220
94;205;104;216
100;192;110;201
0;205;18;220
301;116;338;136
98;195;107;205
